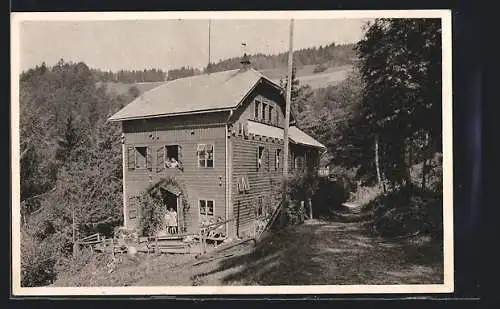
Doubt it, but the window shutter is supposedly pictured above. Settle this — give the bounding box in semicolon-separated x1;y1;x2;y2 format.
266;148;270;171
156;146;164;172
256;147;260;171
178;145;183;164
146;146;152;171
244;175;250;191
127;146;135;170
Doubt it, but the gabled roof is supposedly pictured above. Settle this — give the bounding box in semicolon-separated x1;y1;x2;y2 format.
247;120;326;149
108;68;281;121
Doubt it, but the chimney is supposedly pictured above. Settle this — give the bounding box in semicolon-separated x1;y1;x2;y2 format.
240;42;251;70
240;53;251;69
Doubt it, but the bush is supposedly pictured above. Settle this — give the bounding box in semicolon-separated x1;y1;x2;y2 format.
137;192;165;236
369;186;443;238
281;170;320;225
313;63;328;74
350;185;383;206
311;179;350;217
21;229;58;287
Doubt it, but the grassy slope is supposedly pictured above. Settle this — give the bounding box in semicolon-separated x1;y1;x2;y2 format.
97;64;353;98
262;64;352;89
53;218;443;286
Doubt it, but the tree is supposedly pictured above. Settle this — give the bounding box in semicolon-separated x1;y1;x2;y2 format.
20;60;132;285
349;18;442;190
55;114;80;164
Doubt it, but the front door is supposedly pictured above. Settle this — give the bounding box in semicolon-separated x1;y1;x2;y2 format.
160;188;179;234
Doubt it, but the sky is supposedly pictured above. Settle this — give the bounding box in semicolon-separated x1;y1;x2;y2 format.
19;18;371;72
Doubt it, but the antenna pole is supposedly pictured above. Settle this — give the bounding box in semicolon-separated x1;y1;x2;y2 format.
281;19;294;227
208;19;211;73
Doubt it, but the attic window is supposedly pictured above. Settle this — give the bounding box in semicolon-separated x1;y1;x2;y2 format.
254;100;261;120
262;103;268;122
268;106;274;124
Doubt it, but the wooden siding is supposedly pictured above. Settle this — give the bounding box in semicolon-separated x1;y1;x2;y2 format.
227;81;321;237
230;82;289;132
122;112;228;234
118;84;321;238
229;135;284;237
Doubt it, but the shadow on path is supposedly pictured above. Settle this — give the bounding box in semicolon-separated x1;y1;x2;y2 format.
193;219;444;285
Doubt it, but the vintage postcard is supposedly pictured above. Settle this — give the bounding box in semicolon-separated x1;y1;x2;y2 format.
11;10;453;296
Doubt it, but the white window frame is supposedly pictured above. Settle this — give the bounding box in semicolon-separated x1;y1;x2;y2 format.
199;199;215;217
197;143;215;168
275;149;281;171
254;99;262;120
257;146;265;170
268;105;274;125
262;102;268;122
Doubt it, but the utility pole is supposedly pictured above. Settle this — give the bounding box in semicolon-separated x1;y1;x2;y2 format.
281;19;294;227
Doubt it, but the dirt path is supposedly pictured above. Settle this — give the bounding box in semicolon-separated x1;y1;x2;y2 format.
53;218;443;286
191;219;444;285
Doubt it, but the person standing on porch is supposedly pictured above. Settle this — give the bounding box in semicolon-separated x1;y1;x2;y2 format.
169;207;178;234
164;209;172;233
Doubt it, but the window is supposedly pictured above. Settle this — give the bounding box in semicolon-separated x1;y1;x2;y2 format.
262;103;268;122
254;100;261;120
127;146;152;170
199;200;214;216
135;146;147;168
156;145;182;171
268;106;274;124
275;149;281;170
256;196;264;217
197;144;214;168
295;156;304;171
257;146;265;170
165;145;180;168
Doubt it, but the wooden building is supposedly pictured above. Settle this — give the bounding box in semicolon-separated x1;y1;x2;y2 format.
109;60;326;239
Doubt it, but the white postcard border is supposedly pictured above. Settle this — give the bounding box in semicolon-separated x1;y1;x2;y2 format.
11;9;453;296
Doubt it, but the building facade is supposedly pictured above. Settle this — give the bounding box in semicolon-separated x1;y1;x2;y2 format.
109;65;325;238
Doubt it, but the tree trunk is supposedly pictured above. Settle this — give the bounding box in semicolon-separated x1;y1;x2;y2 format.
402;152;412;190
421;133;430;190
421;159;427;189
375;135;387;193
408;143;413;185
375;135;382;184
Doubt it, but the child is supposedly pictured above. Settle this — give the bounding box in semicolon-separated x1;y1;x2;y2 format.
164;208;172;234
168;157;179;169
169;208;178;234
